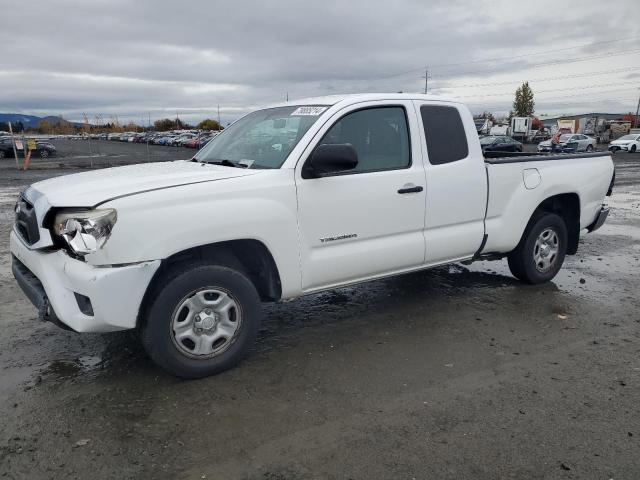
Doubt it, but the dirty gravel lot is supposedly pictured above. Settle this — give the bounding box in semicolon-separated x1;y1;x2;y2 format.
0;142;639;479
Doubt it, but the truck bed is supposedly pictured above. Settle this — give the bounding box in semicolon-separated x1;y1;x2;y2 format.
484;151;609;164
481;150;614;256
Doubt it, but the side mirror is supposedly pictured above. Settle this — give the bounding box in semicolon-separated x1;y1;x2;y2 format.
303;143;358;178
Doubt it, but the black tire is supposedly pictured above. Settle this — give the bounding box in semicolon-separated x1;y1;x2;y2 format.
507;212;567;284
631;145;637;153
0;150;5;159
40;150;49;158
141;263;261;378
586;144;593;152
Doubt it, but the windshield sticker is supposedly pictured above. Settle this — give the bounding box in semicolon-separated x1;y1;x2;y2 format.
291;106;328;116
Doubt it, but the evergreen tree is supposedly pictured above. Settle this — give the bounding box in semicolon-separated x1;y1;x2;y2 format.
512;82;535;117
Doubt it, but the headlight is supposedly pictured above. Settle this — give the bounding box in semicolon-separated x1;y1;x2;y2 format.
53;209;117;255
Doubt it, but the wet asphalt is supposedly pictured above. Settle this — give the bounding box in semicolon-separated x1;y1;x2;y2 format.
0;141;639;479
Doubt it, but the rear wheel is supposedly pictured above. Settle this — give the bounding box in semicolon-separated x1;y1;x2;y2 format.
141;263;261;378
0;150;5;159
631;144;637;153
40;149;49;158
586;144;593;152
508;213;567;284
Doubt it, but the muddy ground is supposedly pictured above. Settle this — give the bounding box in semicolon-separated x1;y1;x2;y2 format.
0;142;639;479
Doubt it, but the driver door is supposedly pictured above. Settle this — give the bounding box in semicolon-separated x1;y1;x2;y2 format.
294;101;427;292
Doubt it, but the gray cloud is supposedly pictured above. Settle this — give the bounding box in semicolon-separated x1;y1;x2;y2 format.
1;0;638;123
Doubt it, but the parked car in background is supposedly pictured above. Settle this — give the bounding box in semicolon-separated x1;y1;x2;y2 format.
36;142;56;158
528;129;550;143
538;134;596;153
155;135;176;146
0;138;56;158
185;133;216;149
489;124;510;136
608;133;640;153
0;137;15;158
184;137;204;149
172;133;197;146
480;135;523;153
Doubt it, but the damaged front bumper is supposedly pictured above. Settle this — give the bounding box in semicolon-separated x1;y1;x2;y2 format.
10;230;160;332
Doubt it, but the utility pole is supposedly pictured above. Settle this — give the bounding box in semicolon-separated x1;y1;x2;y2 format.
8;122;19;169
635;89;640;129
286;92;289;102
217;104;221;132
146;112;151;163
422;67;429;94
83;112;92;158
93;114;101;157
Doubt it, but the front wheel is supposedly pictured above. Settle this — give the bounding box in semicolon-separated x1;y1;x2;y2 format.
631;144;637;153
141;263;261;378
508;213;567;284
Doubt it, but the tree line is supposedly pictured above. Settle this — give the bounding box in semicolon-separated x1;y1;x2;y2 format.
1;117;224;135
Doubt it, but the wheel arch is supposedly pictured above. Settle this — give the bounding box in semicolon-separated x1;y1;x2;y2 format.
528;193;581;255
137;239;282;328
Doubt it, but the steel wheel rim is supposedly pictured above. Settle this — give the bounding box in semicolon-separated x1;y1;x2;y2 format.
170;287;242;359
533;228;559;273
41;150;48;158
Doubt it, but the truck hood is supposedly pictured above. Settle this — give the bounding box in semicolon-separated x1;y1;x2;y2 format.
31;160;262;207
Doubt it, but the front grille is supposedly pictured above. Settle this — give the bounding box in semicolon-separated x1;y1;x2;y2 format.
15;196;40;245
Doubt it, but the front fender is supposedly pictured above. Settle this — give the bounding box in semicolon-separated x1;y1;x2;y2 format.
87;170;302;298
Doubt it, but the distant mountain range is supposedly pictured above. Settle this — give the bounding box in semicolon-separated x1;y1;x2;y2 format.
0;113;84;128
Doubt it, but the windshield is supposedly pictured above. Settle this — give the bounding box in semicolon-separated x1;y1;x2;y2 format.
618;134;638;141
194;105;328;169
480;136;497;145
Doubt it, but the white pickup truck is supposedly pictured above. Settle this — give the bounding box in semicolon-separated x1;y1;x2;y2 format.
11;94;614;378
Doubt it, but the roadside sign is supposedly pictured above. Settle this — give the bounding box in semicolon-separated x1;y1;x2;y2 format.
14;140;23;150
27;139;37;150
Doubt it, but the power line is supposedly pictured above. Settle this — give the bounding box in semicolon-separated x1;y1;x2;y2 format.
369;35;640;80
452;81;639;99
465;95;639;112
464;87;638;106
434;66;640;89
428;34;640;70
429;48;640;79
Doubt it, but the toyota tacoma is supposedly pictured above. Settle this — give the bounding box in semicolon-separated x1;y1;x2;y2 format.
11;94;614;378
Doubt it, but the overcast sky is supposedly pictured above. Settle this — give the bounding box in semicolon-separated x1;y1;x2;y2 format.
1;0;638;124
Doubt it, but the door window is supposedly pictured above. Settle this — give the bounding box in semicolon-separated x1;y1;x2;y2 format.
316;106;411;173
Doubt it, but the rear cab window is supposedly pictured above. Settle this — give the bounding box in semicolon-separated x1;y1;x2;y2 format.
420;105;469;165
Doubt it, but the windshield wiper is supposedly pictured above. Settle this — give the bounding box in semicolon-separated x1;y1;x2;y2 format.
197;158;248;168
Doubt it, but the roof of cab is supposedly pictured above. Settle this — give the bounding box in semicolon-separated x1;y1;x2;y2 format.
267;92;460;109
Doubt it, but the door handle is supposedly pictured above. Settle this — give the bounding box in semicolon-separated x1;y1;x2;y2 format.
397;185;423;194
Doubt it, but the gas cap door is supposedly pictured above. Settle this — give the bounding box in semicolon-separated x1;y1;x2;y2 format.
523;168;541;190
